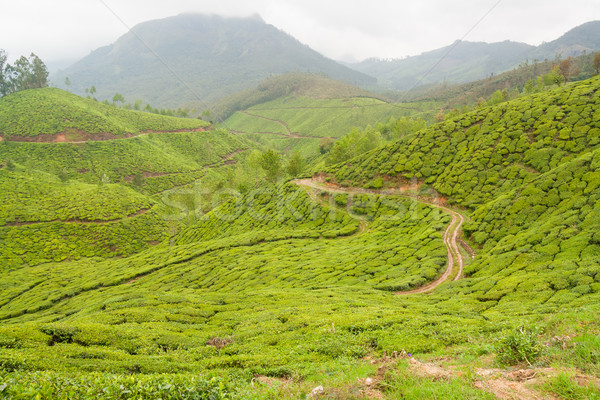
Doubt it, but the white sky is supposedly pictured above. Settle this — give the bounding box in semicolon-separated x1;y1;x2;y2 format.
1;0;600;64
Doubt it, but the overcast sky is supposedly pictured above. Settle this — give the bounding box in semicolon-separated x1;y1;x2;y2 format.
2;0;600;65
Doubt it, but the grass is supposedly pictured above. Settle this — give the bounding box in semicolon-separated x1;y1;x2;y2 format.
382;361;496;400
541;372;600;399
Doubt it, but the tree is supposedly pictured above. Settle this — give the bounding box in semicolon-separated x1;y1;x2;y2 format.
434;110;445;123
327;127;381;165
490;90;505;105
0;49;7;96
286;151;305;177
319;137;334;154
594;52;600;75
11;54;48;90
544;66;563;87
523;79;535;94
559;57;576;84
259;149;282;183
112;92;125;106
1;52;48;94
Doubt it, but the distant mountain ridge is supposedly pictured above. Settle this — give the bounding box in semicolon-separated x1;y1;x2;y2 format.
349;20;600;90
52;14;375;108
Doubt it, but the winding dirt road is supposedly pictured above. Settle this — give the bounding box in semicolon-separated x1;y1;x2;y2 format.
294;178;467;295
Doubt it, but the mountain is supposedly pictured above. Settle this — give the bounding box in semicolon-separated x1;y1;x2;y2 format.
533;20;600;60
51;14;375;109
349;21;600;91
350;40;535;90
402;51;598;107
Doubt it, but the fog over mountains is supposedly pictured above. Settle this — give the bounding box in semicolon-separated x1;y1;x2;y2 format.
52;15;600;107
52;14;374;108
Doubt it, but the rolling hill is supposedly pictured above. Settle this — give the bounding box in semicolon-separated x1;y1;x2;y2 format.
349;20;600;91
1;75;599;398
51;14;375;109
215;73;440;161
0;88;251;269
0;87;208;140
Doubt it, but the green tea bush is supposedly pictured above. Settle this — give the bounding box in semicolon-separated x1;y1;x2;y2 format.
0;88;207;138
0;371;229;400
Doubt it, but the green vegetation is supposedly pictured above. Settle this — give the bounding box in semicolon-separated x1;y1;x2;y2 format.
211;72;382;120
541;373;600;399
226;96;437;140
0;88;207;138
0;129;246;189
0;90;251;270
404;51;600;109
2;71;600;398
326;76;600;206
0;50;48;97
495;327;543;366
0;371;229;399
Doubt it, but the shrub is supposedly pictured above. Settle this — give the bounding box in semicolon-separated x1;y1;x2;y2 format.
495;326;544;366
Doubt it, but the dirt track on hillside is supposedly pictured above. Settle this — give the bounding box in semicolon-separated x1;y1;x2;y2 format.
0;127;209;144
294;178;467;295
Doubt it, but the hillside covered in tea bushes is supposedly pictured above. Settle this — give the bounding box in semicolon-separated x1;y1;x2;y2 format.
1;78;600;398
319;76;600;307
0;89;253;269
0;88;207;139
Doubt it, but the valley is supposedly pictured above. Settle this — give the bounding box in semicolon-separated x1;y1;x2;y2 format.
1;12;600;400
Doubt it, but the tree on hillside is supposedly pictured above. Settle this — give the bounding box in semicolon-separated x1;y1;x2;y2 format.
328;127;382;165
112;92;125;106
0;49;7;96
544;66;564;87
490;90;506;105
31;54;49;88
259;149;283;183
434;110;445;123
286;151;305;177
319;137;334;154
559;57;578;84
594;52;600;75
10;54;49;90
523;79;535;94
0;52;48;96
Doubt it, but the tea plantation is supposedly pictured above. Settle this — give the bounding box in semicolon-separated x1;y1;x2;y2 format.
0;88;207;138
1;79;600;399
225;96;438;139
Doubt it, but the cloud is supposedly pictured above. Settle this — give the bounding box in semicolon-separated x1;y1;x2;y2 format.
1;0;599;63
